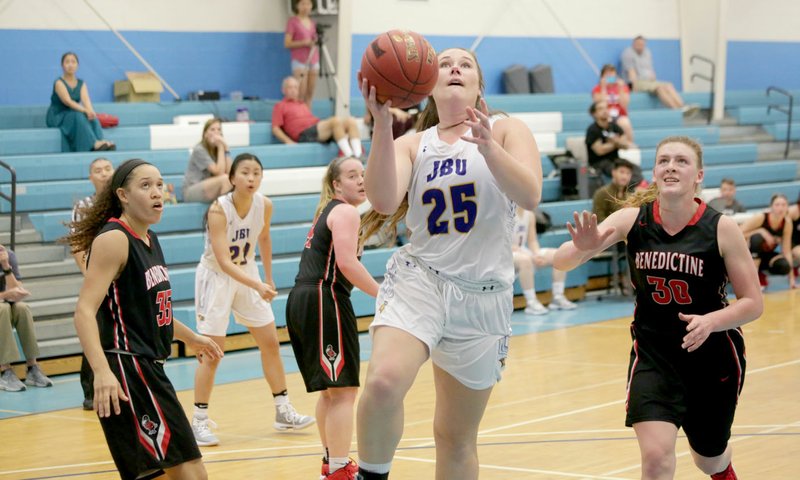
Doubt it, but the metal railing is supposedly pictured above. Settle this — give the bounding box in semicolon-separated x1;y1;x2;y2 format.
0;160;17;251
766;86;794;158
690;54;715;125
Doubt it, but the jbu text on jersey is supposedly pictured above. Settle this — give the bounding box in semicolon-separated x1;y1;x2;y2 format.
232;228;250;242
426;158;467;182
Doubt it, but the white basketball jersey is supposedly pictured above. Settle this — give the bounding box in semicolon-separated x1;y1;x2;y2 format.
405;123;516;286
200;192;265;273
513;209;532;249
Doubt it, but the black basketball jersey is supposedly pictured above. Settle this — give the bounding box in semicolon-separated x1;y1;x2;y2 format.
93;219;174;360
792;201;800;246
295;200;354;296
626;199;728;341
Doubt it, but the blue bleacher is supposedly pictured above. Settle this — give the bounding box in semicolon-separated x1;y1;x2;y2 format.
558;125;721;149
3;89;800;363
763;122;800;141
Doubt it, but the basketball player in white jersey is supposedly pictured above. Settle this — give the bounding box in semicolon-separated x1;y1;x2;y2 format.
513;208;577;314
355;48;542;479
191;153;314;446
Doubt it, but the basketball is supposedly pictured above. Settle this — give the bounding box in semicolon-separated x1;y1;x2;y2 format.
360;30;438;109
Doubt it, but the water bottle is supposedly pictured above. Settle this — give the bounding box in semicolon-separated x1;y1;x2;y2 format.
236;107;249;122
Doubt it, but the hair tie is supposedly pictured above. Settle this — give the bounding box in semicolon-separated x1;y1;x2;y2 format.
111;159;151;192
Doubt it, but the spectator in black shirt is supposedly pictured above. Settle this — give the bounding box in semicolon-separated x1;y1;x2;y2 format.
585;100;632;178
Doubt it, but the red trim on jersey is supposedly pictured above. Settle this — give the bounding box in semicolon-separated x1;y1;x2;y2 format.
625;328;639;412
116;354;159;460
652;198;705;226
110;281;131;351
318;279;333;380
132;356;172;458
725;329;744;400
330;282;345;378
323;242;334;282
108;217;151;241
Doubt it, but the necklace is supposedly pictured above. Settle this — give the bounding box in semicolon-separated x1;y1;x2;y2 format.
437;120;466;132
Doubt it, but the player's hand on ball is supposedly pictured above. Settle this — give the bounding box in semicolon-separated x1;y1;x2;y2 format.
359;74;393;126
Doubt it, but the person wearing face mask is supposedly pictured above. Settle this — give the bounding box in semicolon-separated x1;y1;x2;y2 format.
592;64;634;142
555;136;762;480
355;47;542;480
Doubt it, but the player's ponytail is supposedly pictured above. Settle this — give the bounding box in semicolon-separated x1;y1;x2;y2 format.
315;156;352;218
358;198;408;249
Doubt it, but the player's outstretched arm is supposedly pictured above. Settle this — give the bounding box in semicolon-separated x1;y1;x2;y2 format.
554;208;637;272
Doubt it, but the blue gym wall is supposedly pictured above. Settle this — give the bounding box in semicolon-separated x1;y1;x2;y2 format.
349;35;683;97
1;0;799;107
0;29;289;105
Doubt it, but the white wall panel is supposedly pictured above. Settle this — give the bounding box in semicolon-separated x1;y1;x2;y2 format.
0;0;288;32
727;0;800;41
351;0;680;39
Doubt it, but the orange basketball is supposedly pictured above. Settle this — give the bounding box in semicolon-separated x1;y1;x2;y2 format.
360;30;438;109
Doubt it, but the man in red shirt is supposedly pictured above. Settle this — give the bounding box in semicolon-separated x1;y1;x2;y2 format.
271;76;363;157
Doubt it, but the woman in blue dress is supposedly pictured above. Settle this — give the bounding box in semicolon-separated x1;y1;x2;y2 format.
45;52;115;152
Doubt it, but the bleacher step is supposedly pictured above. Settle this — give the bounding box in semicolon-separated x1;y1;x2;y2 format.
20;258;79;279
13;243;68;265
34;316;76;341
28;296;78;319
717;125;773;144
0;214;32;232
37;336;82;358
0;228;41;245
757;142;800;161
21;274;82;302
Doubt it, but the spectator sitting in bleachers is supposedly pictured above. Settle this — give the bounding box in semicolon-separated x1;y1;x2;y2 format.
592;159;633;296
739;193;795;290
182;118;233;203
592;64;634;142
621;36;694;113
45;52;115;152
0;244;53;392
272;76;363;158
586;100;640;183
708;178;746;216
513;208;577;315
592;159;634;222
70;157;113;409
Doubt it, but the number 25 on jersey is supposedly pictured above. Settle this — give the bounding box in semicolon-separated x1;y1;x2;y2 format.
423;183;477;235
